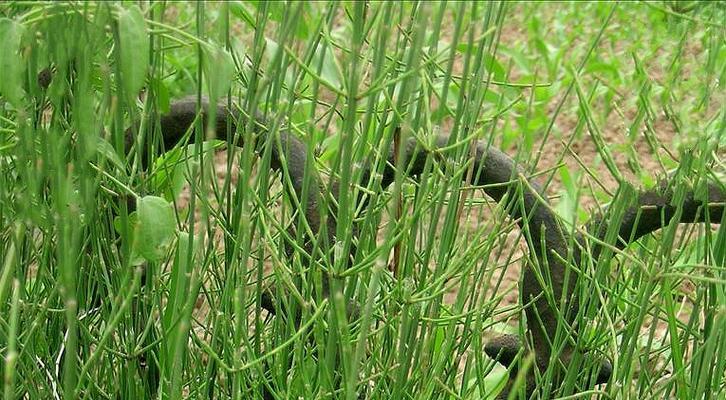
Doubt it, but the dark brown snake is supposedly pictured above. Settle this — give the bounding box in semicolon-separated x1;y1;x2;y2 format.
126;96;724;398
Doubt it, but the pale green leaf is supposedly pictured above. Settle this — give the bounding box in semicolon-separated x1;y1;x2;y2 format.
117;5;149;97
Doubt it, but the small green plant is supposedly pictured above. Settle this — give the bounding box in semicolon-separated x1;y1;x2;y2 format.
0;2;723;399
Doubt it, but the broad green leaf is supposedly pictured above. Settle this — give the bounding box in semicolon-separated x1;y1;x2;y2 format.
0;18;26;106
136;195;176;263
96;137;125;170
113;212;145;266
202;44;235;101
263;38;296;90
117;5;149;97
311;43;343;90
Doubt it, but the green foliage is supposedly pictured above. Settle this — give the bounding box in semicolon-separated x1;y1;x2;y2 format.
117;5;150;99
0;18;26;106
202;45;235;102
136;195;176;263
0;1;723;400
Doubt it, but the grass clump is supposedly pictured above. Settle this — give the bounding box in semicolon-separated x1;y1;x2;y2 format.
0;2;724;399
